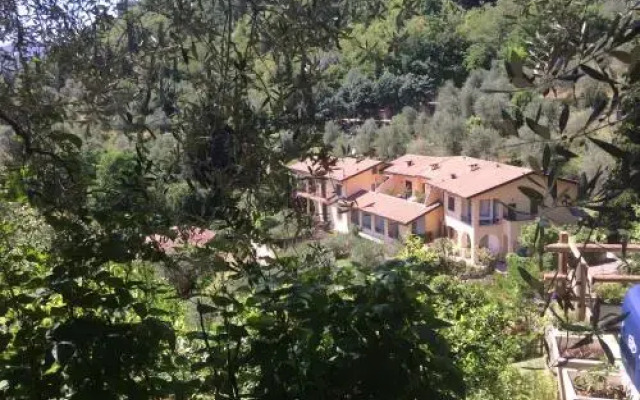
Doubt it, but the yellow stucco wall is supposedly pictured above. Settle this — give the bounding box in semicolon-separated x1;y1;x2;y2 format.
296;166;578;256
467;174;578;255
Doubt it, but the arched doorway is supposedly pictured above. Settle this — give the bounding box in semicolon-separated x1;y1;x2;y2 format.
479;234;500;254
461;233;472;258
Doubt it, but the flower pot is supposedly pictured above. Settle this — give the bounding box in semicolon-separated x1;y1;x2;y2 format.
587;297;623;329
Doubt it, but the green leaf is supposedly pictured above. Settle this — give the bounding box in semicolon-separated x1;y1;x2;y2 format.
555;145;578;159
559;104;569;133
52;342;76;364
597;335;616;364
588;137;628;159
569;334;593;349
586;98;607;127
517;266;544;296
246;314;277;329
143;318;176;349
558;322;592;332
414;324;438;344
599;312;629;329
525;118;550;139
543;144;551;171
580;64;611;83
518;186;544;202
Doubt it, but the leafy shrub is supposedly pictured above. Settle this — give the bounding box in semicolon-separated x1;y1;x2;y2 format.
496;254;541;301
476;246;497;269
350;239;385;268
468;367;557;400
320;234;352;259
200;259;466;400
399;235;439;262
430;275;524;396
518;222;560;252
0;212;187;399
619;253;640;274
519;222;608;256
593;283;629;305
431;237;455;259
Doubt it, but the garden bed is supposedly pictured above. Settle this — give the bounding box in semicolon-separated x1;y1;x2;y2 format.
561;369;626;400
546;329;620;370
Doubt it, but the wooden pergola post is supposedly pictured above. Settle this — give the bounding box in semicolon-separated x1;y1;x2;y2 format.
558;231;569;274
555;232;569;297
576;260;587;321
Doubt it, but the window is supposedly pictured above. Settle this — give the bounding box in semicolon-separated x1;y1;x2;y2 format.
296;179;306;192
320;181;327;198
322;204;329;221
388;221;399;239
405;180;413;193
371;183;376;191
335;184;343;197
506;203;517;220
479;199;491;217
351;209;359;225
362;213;372;230
412;218;425;235
530;200;539;215
375;216;385;234
448;195;455;211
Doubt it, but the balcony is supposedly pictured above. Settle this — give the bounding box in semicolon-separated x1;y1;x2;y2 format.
460;215;472;225
503;211;535;222
479;218;501;226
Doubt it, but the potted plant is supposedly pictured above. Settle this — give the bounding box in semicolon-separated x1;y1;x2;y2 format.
590;283;629;322
561;367;626;400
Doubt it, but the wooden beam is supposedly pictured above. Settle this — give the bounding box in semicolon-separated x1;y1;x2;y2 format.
544;273;568;281
592;274;640;283
545;243;640;253
544;273;640;284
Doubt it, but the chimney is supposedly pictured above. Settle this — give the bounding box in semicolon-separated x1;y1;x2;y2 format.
430;163;439;170
450;173;457;179
406;160;414;167
470;163;479;171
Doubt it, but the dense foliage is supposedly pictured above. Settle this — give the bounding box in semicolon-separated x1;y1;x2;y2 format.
1;0;640;398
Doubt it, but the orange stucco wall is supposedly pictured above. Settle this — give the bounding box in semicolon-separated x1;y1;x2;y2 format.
343;169;383;197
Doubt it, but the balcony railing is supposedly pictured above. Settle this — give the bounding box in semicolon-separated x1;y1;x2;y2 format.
460;215;472;224
479;218;501;226
503;212;535;222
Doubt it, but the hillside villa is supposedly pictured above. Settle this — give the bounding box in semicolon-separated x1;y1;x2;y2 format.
288;154;578;261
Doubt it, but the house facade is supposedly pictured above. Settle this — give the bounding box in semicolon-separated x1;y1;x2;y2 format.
288;157;386;233
289;155;578;260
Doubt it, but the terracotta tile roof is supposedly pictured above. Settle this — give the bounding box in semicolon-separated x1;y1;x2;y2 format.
349;190;442;224
386;154;533;198
146;227;216;253
288;157;383;181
